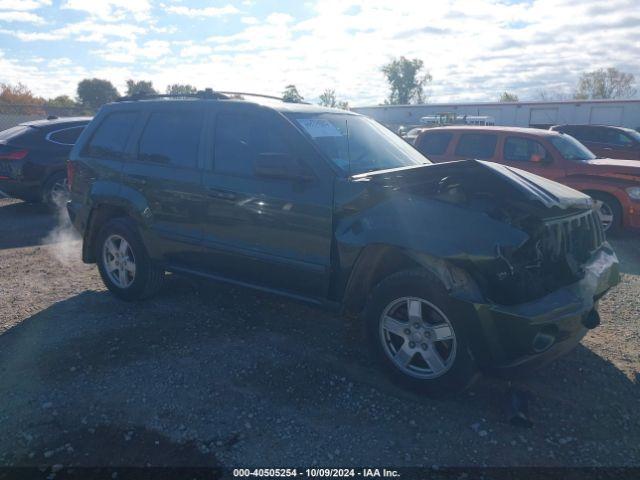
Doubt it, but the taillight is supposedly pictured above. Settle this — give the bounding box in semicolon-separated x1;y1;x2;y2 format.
67;160;75;191
0;148;29;160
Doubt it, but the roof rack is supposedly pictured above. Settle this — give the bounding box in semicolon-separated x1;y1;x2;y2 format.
116;88;311;105
116;88;229;102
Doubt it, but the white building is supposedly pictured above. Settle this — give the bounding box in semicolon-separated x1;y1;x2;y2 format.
352;99;640;132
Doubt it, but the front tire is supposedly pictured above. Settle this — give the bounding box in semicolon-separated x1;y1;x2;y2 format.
96;218;164;301
363;269;478;394
590;192;622;235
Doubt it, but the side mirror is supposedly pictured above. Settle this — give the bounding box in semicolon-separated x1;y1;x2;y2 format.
254;153;314;181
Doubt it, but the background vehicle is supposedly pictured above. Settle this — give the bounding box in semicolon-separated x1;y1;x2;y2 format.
0;116;91;205
414;126;640;233
67;93;619;394
550;124;640;160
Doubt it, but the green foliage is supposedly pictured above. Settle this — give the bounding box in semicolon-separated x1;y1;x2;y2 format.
77;78;119;109
282;84;304;103
45;95;78;107
125;79;158;97
318;89;350;110
166;84;198;95
499;91;519;102
381;57;432;105
574;68;637;100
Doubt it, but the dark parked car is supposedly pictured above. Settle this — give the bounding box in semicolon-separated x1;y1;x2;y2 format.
0;116;91;205
549;124;640;160
67;93;619;393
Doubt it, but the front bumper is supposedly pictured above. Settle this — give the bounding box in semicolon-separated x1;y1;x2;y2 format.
466;244;620;373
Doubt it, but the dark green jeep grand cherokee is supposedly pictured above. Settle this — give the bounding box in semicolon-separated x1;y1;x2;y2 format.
67;92;620;393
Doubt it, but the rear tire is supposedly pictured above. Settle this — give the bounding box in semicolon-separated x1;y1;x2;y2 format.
96;218;164;301
41;172;68;208
363;269;478;395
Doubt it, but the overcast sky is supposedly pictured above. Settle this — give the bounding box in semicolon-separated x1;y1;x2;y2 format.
0;0;638;105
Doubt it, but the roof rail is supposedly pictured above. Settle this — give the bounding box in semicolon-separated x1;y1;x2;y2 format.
218;91;311;104
116;88;229;102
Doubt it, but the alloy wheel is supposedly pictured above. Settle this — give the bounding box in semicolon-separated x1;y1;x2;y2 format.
102;234;136;288
594;199;614;232
379;297;457;379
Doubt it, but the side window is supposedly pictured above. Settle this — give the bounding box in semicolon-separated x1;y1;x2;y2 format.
138;111;203;168
86;112;137;158
214;111;293;176
47;126;85;145
454;133;497;159
416;132;452;156
504;137;550;163
603;129;633;147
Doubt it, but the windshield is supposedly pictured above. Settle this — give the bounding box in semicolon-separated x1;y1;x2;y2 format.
288;113;430;175
550;134;596;161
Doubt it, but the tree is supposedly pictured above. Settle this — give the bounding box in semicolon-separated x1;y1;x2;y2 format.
499;91;519;102
574;68;637;100
45;95;78;107
381;57;431;105
125;79;157;97
318;88;350;110
166;84;198;95
0;82;44;105
282;84;304;103
77;78;119;109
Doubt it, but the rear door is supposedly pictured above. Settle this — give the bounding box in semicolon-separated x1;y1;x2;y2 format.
451;132;499;161
596;128;639;159
200;104;334;299
120;103;208;267
414;130;454;162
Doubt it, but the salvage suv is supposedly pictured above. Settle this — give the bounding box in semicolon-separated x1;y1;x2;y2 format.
67;92;620;393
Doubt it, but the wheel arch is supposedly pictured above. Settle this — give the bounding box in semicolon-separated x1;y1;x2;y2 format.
341;244;482;317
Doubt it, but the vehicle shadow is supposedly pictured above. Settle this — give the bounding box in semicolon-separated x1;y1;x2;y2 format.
2;277;638;466
0;199;58;250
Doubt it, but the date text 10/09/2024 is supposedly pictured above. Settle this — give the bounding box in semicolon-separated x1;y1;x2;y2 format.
232;468;401;477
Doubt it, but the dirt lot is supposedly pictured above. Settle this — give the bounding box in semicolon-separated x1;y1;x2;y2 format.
0;197;639;469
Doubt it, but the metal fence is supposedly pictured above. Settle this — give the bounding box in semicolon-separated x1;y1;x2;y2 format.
0;103;94;131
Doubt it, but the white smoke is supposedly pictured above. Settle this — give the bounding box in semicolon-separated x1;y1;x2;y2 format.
42;190;88;267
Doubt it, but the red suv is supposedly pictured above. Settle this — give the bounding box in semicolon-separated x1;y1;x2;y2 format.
549;124;640;160
414;126;640;233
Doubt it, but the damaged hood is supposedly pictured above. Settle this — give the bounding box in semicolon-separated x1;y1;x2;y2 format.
352;159;593;210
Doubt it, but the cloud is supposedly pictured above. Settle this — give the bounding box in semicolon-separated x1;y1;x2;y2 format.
166;4;240;18
61;0;151;21
0;0;50;10
1;0;639;105
0;11;46;23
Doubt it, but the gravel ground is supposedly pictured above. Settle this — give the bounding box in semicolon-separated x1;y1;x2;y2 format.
0;197;638;469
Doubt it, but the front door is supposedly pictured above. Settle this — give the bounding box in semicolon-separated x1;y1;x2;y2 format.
200;105;334;299
500;135;564;181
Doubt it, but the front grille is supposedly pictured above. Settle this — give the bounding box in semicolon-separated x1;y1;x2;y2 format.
540;210;604;262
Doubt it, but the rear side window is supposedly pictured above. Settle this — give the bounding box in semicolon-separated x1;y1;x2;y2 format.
138;111;203;168
86;112;137;158
504;137;550;162
416;132;452;156
214;111;292;176
47;126;85;145
454;133;497;159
